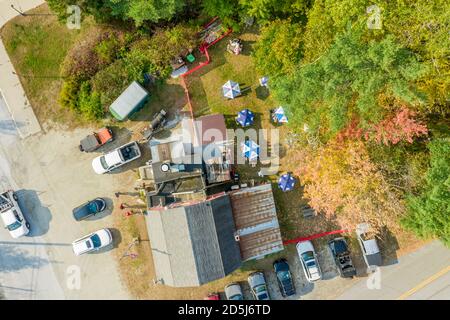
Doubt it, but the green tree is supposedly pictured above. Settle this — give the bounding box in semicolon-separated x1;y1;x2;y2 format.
107;0;187;26
272;28;427;137
201;0;241;29
240;0;311;23
253;19;303;76
402;139;450;246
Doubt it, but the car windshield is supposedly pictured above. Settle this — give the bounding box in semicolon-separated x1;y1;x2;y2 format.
7;221;21;231
257;293;268;300
229;294;243;300
91;234;102;248
88;201;98;213
99;156;109;170
302;251;314;261
278;271;290;281
255;285;266;293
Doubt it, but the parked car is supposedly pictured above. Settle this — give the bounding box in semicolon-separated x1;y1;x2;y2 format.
72;228;113;256
79;127;113;152
204;292;220;300
273;259;296;297
328;237;357;278
356;223;382;269
0;190;29;238
72;198;107;221
296;240;322;282
224;283;244;300
92;141;141;174
248;272;270;300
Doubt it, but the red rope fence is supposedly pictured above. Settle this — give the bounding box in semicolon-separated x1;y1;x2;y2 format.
283;229;350;245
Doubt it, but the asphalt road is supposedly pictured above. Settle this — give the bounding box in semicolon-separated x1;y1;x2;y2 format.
0;94;130;299
336;241;450;300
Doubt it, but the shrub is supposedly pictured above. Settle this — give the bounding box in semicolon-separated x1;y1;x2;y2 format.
78;82;104;120
59;77;81;110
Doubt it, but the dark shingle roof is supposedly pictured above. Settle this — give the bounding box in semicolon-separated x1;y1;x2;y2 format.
146;194;241;287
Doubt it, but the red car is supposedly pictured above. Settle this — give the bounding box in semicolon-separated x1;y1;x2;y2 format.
204;292;220;300
79;127;114;152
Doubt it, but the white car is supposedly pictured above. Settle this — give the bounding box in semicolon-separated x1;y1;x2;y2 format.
92;141;141;174
356;223;382;268
296;240;322;282
72;228;113;256
0;190;30;238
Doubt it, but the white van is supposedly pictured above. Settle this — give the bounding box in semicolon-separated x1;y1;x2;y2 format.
0;190;30;238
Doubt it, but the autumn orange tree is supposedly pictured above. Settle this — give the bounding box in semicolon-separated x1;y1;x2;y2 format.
291;140;404;230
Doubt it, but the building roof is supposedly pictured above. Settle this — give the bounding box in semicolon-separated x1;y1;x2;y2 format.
145;194;241;287
109;81;149;120
194;114;228;146
229;184;284;261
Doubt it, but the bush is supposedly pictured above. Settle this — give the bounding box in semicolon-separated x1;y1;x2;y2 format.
59;77;81;110
78;82;104;120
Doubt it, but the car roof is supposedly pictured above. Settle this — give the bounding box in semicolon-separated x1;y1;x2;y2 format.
296;240;314;253
362;238;380;255
248;272;265;287
0;209;18;225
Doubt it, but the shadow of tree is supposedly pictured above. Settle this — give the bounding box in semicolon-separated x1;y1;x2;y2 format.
0;245;49;273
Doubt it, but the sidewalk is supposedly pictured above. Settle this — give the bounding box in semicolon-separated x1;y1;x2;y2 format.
0;0;44;138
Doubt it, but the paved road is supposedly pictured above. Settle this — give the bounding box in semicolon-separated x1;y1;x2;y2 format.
0;94;65;299
336;241;450;300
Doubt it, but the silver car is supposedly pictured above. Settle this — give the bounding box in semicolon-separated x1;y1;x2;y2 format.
248;272;270;300
224;282;244;300
356;223;382;269
296;240;322;282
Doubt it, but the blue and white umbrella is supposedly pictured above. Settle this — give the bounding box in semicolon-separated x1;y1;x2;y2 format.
241;140;260;161
259;76;269;87
273;106;288;123
222;80;241;99
236;109;255;127
278;173;295;192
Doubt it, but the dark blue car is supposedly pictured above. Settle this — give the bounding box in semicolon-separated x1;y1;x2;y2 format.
72;198;107;221
273;259;296;297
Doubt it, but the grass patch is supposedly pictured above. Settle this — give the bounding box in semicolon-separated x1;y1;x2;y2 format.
1;4;96;127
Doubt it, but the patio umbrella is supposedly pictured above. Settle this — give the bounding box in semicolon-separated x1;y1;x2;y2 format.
278;173;295;192
259;76;269;87
273;106;288;123
222;80;241;99
236;109;255;127
241;140;260;161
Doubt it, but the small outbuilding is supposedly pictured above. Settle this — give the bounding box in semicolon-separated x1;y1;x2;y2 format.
109;81;149;121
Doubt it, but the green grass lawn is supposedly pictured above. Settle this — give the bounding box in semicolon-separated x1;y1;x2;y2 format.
1;4;89;126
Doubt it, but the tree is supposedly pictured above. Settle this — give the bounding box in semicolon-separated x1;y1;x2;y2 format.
201;0;241;29
271;28;427;138
253;19;303;76
239;0;311;23
402;139;450;246
107;0;187;26
291;140;404;230
337;106;429;146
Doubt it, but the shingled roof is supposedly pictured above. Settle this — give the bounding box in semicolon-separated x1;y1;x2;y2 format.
145;194;241;287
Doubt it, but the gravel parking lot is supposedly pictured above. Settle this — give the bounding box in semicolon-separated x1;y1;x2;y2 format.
0;117;140;299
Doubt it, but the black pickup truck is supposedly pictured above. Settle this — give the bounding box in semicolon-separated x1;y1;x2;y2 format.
328;237;357;278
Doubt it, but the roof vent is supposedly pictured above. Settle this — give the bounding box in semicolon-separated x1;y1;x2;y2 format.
234;234;240;242
161;163;170;172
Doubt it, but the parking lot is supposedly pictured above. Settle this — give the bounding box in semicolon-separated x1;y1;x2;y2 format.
0;99;135;299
